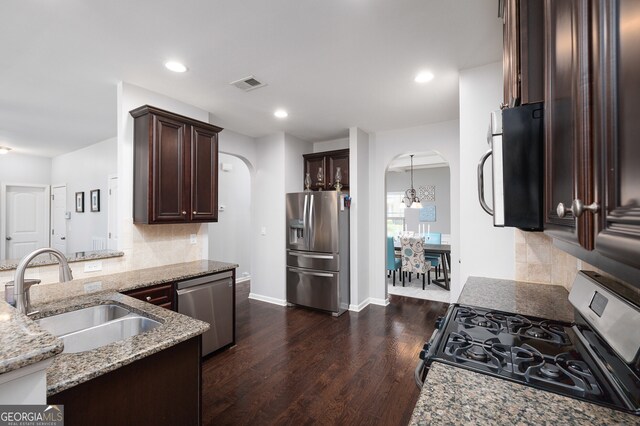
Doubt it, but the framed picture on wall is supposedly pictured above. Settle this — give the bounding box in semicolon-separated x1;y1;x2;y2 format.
90;189;100;212
75;192;85;213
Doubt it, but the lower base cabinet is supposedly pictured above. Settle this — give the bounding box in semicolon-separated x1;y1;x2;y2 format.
48;336;201;426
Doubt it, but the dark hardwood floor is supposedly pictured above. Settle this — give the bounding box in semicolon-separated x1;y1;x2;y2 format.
202;281;449;425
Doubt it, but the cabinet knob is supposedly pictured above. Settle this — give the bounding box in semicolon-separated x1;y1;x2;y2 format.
182;211;187;215
557;200;600;218
193;211;197;215
146;296;151;301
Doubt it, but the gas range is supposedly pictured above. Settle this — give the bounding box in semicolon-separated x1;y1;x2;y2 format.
416;272;640;415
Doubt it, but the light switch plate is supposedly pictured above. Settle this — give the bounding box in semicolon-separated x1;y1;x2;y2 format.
84;261;102;273
190;234;197;244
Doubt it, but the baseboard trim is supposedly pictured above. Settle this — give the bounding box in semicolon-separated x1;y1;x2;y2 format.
236;275;251;284
369;297;390;306
349;298;370;312
248;293;287;306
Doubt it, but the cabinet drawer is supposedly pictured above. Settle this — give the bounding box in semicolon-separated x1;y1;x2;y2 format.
123;283;175;311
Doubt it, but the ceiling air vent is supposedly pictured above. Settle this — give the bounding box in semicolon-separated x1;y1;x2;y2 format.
230;75;267;92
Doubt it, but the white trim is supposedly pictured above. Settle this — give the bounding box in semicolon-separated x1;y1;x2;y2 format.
248;292;287;306
369;297;390;306
236;275;251;284
349;298;370;312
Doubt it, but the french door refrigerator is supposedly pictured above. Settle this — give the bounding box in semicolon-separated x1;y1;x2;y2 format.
286;191;349;316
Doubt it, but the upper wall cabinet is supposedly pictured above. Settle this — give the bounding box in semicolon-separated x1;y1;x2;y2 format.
303;149;350;191
130;105;223;224
502;0;544;107
591;0;640;270
543;0;594;250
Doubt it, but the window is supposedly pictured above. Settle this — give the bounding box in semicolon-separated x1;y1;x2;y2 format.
386;192;405;236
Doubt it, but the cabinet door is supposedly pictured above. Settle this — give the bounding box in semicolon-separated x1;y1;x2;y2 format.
503;0;520;107
592;0;640;269
189;125;218;222
151;115;188;223
327;150;349;190
543;0;594;250
304;155;327;190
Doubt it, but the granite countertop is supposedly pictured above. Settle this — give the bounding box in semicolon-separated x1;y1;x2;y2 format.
0;300;63;375
0;249;124;271
35;292;209;395
0;260;236;393
458;276;575;323
409;276;638;424
410;362;637;425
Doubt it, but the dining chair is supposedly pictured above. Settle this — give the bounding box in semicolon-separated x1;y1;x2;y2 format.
386;236;402;286
423;232;442;278
400;234;432;289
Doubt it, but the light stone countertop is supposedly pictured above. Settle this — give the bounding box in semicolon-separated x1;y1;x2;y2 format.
0;260;237;394
409;276;638;424
409;362;638;425
0;249;124;271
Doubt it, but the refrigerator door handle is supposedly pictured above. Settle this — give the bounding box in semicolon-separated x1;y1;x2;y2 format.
287;267;334;278
288;252;334;260
308;193;315;247
477;149;494;216
303;194;309;243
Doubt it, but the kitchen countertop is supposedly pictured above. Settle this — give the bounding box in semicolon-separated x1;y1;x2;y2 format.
0;260;237;394
0;249;124;271
409;362;638;425
458;276;575;323
409;276;637;425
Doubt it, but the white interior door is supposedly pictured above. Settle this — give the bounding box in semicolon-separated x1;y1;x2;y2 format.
4;185;50;260
51;185;67;254
107;176;118;250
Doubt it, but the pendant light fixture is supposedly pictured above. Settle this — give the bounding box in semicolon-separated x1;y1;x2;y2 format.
403;154;422;208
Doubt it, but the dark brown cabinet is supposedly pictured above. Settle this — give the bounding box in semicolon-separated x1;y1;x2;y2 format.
123;283;175;311
303;149;349;191
543;0;594;250
502;0;544;107
130;105;222;224
591;0;640;270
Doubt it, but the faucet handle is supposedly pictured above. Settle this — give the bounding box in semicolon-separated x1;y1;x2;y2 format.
22;279;41;292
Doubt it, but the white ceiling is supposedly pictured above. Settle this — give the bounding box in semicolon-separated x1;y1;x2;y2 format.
0;0;502;157
388;152;449;172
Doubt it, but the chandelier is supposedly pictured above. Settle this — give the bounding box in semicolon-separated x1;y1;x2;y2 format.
403;154;422;208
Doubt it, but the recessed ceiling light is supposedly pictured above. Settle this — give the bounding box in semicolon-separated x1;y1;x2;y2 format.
415;71;434;83
274;109;288;118
0;146;12;155
165;61;188;73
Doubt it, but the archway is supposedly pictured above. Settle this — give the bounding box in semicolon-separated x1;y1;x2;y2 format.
384;151;452;303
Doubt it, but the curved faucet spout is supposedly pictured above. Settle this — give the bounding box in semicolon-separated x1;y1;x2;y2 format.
13;248;73;315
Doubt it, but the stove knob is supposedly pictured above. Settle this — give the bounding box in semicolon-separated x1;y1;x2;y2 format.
419;343;431;360
435;317;444;330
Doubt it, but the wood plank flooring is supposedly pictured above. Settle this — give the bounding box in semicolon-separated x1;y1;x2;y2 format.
202;282;449;425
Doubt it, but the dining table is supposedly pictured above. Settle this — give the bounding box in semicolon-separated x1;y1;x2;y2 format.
395;242;451;291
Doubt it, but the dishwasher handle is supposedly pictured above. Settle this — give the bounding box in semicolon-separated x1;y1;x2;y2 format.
176;270;233;290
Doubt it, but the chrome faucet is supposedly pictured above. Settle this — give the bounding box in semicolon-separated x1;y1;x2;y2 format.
13;248;73;315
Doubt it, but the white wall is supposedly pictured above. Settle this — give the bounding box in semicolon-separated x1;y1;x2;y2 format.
51;137;117;253
313;138;349;153
208;153;252;279
0;153;51;185
249;132;287;304
459;62;514;287
349;127;372;309
369;120;461;302
386;166;451;234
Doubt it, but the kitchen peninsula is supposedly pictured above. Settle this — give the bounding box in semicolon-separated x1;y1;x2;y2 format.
0;260;237;425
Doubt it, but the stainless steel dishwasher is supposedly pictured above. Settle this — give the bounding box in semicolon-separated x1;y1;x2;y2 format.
176;271;234;356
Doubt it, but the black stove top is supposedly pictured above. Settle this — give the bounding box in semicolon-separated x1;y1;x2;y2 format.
423;304;631;412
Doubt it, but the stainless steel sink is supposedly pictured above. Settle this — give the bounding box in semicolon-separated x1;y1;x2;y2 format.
36;304;131;336
36;304;162;353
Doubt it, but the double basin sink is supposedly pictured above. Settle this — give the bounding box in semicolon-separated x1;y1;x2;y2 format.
36;304;162;353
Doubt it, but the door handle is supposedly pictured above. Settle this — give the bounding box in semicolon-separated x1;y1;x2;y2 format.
287;267;334;278
5;236;11;241
61;237;66;240
288;252;334;260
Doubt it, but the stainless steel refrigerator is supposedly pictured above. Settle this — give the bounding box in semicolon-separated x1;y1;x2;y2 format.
286;191;350;316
